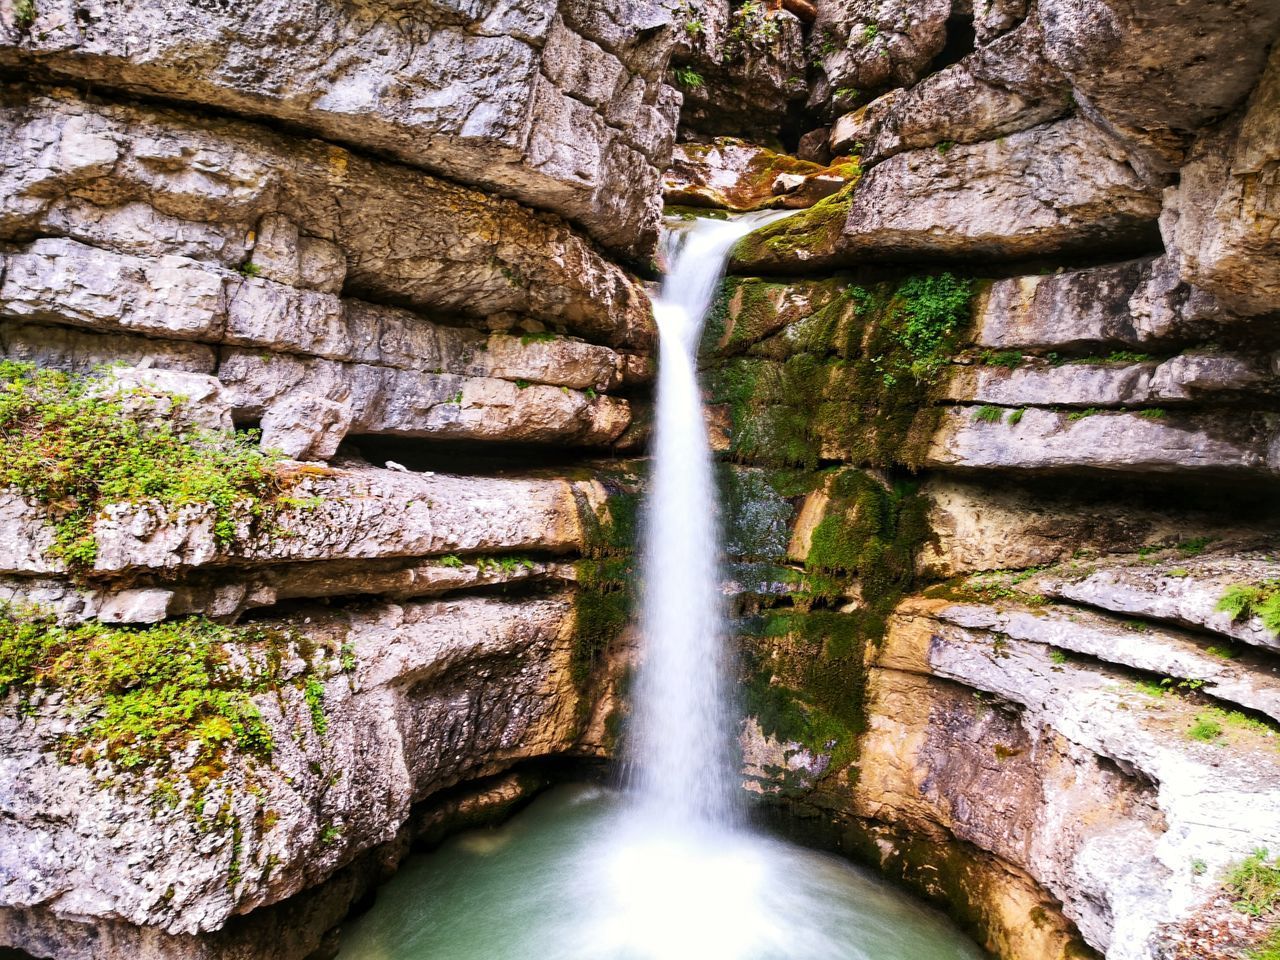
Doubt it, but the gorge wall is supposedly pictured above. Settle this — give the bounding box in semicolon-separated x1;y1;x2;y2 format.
1;2;1279;960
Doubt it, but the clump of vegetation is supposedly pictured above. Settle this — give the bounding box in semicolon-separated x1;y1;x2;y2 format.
972;405;1004;424
672;66;704;89
1067;407;1102;421
1226;849;1280;916
14;0;36;27
706;273;974;470
1188;714;1224;742
0;362;288;573
0;606;327;791
1218;582;1280;636
726;0;783;57
981;350;1023;369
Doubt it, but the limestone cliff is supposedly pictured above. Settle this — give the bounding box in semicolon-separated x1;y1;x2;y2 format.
677;5;1280;960
2;1;1280;959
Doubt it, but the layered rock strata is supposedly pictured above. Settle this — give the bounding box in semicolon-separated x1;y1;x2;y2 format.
0;0;683;259
692;7;1280;959
0;3;662;956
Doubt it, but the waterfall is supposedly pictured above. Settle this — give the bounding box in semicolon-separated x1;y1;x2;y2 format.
628;211;794;826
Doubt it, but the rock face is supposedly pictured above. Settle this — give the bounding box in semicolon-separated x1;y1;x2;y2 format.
5;0;1280;959
698;6;1280;958
0;3;658;955
1160;43;1280;318
667;0;809;140
0;0;683;259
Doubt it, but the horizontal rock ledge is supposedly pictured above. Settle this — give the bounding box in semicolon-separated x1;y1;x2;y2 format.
0;238;650;392
942;352;1276;408
925;406;1280;478
0;464;614;576
731;116;1164;273
0;87;655;349
0;0;683;259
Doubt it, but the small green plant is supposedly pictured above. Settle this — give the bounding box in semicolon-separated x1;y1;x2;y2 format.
1225;849;1280;916
1167;568;1190;578
1178;536;1213;557
972;405;1004;424
1218;581;1280;636
13;0;36;26
981;350;1023;369
304;677;328;737
238;262;263;278
519;331;557;345
672;66;705;89
1007;408;1024;425
1067;407;1102;421
936;140;955;154
833;86;861;101
1206;644;1239;660
1188;714;1224;742
1192;858;1208;876
1049;648;1068;665
861;22;880;43
450;390;463;404
515;379;531;390
1104;351;1154;363
1139;407;1167;420
438;554;464;569
585;387;598;400
320;825;343;845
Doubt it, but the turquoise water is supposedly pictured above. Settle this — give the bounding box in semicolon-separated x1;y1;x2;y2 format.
336;785;988;960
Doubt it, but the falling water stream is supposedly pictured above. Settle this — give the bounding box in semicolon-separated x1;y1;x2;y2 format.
335;213;987;960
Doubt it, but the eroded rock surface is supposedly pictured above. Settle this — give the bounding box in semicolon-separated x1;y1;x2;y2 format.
0;0;683;258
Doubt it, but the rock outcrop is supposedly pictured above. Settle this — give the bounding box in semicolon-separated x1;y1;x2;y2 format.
0;0;684;259
698;8;1280;958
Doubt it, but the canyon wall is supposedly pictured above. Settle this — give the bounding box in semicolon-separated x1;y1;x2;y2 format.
0;1;671;956
3;1;1280;959
673;4;1280;959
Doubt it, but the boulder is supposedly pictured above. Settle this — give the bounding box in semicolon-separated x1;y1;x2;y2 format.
259;394;352;462
0;0;683;258
662;139;857;211
806;0;952;116
828;15;1071;164
734;116;1163;271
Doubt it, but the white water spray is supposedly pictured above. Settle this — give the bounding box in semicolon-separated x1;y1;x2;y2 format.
628;211;793;825
335;212;989;960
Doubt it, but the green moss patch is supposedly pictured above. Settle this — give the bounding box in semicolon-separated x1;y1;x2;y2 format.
0;362;289;573
705;273;975;470
1218;582;1280;636
729;181;858;268
0;606;328;793
570;476;642;694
